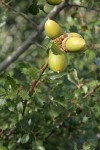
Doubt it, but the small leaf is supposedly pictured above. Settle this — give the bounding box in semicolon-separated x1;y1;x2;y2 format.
74;143;78;150
67;73;77;85
82;85;88;93
73;69;79;81
21;134;30;144
19;90;29;100
85;50;96;62
70;25;78;32
6;75;17;90
6;90;17;100
22;67;39;80
49;72;67;80
28;0;39;15
89;20;100;26
17;102;23;113
50;41;61;55
0;145;7;150
0;98;6;106
39;4;47;14
94;58;100;66
32;140;45;150
55;100;67;108
82;143;91;150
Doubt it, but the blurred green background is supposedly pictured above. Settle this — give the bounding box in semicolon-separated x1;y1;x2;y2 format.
0;0;100;150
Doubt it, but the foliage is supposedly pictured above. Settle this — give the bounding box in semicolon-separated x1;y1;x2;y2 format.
0;0;100;150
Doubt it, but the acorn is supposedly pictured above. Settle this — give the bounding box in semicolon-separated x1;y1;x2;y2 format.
66;36;86;52
44;18;63;39
46;0;63;5
48;50;67;73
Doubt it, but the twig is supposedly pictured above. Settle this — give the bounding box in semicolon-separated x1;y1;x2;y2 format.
0;0;68;73
68;3;100;12
44;129;56;141
5;126;16;137
29;62;48;96
1;1;38;28
83;84;100;98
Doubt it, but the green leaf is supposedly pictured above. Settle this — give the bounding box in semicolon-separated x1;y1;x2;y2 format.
85;50;96;62
19;90;29;100
8;142;16;150
39;4;47;14
67;73;77;85
6;75;17;90
21;134;30;144
70;25;78;32
28;0;39;15
32;140;45;150
73;69;79;81
17;102;23;113
49;72;67;80
22;66;39;80
6;90;17;100
89;20;100;26
50;41;62;55
82;85;88;93
0;98;6;107
74;143;78;150
0;145;7;150
93;105;100;118
94;58;100;66
82;142;92;150
54;100;67;108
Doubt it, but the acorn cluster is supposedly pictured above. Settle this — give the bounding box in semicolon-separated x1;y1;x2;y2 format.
44;18;86;73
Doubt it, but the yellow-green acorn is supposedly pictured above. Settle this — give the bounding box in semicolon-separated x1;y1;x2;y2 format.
66;37;86;52
44;18;63;39
49;50;67;73
46;0;63;5
68;32;82;38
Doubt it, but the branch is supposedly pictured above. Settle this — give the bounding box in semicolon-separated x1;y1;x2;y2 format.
1;1;38;28
83;84;100;99
68;3;100;12
29;62;48;96
0;0;68;73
